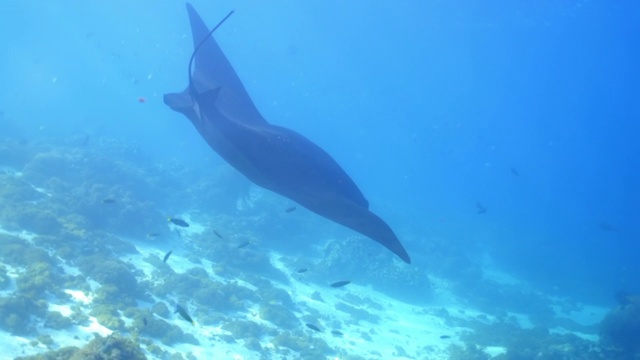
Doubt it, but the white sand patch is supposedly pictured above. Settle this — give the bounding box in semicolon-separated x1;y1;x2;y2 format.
59;263;83;277
49;304;73;317
64;289;93;304
0;332;35;359
29;183;53;197
0;166;22;177
0;226;37;241
0;263;18;296
478;253;526;287
485;346;508;357
552;302;608;326
80;317;113;337
550;327;599;342
172;339;257;360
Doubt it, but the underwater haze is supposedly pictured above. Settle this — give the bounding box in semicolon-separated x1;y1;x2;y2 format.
1;1;639;359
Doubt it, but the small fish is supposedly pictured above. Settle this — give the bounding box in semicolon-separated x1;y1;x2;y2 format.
214;230;224;239
175;304;194;325
146;232;161;238
331;330;343;336
143;317;148;326
510;166;520;177
330;280;351;288
296;268;308;274
102;198;116;204
168;218;189;227
305;323;321;332
476;202;487;214
138;97;146;103
440;335;451;339
237;241;251;249
285;206;297;213
163;250;173;263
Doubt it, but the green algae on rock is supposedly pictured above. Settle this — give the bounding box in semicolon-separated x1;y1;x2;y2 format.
14;333;147;360
0;295;48;335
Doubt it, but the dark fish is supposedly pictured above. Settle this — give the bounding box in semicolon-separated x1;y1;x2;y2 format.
102;198;116;204
599;222;617;232
143;317;148;326
305;323;321;332
168;218;189;227
175;304;194;325
440;335;451;339
330;280;351;288
237;241;251;249
214;230;223;239
296;268;308;274
331;330;343;336
147;232;161;238
285;206;297;213
510;166;520;177
476;202;487;214
163;250;173;263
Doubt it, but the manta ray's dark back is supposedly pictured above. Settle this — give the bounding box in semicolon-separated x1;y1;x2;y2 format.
164;3;411;264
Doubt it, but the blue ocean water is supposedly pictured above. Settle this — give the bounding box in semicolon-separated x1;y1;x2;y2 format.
1;1;639;359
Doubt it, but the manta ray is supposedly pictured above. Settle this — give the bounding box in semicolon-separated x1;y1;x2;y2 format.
164;3;411;263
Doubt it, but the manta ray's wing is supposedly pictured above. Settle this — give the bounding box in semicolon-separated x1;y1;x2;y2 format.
165;3;266;127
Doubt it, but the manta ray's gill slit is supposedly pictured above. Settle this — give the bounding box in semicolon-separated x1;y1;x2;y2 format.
188;10;235;95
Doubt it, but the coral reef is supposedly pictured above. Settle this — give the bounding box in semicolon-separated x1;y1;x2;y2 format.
89;303;124;331
222;319;271;341
14;346;79;360
259;303;299;328
151;302;171;318
0;138;34;168
16;261;63;300
461;319;604;360
15;333;147;360
258;285;295;308
600;297;640;359
0;295;48;335
0;234;55;267
152;268;257;313
271;331;333;359
0;265;10;290
447;344;490;360
77;255;140;307
136;315;199;346
44;310;74;330
188;227;288;283
0;175;43;203
314;237;431;303
16;145;168;238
